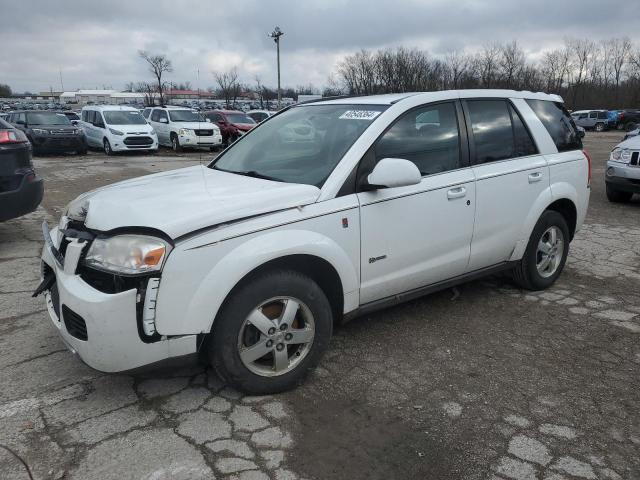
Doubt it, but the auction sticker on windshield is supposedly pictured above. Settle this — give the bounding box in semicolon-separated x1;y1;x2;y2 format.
339;110;382;120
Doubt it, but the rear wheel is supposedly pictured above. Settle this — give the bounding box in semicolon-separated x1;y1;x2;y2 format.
595;122;605;132
209;270;333;394
606;184;633;203
103;138;113;155
512;210;570;291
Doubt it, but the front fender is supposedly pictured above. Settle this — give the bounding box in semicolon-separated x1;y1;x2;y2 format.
155;229;359;335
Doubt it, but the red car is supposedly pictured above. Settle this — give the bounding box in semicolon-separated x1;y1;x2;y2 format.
202;110;257;144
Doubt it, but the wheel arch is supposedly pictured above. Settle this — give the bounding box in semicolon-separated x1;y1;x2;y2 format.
155;229;359;335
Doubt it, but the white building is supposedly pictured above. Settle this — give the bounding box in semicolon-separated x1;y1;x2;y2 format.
60;90;146;105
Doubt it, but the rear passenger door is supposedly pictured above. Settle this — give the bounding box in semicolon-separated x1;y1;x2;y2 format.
463;98;549;271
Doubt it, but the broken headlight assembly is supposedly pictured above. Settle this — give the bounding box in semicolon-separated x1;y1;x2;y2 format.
84;235;171;275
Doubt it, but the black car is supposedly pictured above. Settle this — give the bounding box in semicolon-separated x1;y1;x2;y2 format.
0;117;44;222
5;110;87;155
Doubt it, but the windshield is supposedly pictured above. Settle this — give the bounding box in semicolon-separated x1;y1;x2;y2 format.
169;110;204;122
211;104;388;187
27;112;71;125
103;110;148;125
226;113;256;124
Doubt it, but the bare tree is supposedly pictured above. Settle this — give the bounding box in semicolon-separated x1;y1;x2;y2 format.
214;68;241;108
135;82;157;106
499;41;525;88
610;37;632;106
138;51;173;106
566;38;596;106
444;50;470;89
478;43;501;88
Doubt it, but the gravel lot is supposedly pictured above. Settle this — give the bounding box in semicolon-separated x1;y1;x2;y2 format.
0;134;638;480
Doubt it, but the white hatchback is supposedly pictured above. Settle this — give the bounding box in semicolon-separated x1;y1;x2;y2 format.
38;90;590;394
80;105;158;154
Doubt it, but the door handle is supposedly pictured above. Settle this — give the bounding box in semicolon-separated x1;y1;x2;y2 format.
447;186;466;200
528;172;543;183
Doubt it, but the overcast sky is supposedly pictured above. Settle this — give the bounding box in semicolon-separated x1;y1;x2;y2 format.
2;0;640;93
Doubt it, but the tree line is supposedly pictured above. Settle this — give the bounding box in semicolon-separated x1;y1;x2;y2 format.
335;38;640;109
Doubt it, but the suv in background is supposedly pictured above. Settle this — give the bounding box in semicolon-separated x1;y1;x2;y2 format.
613;110;640;132
37;90;589;394
0;117;43;221
6;111;87;155
202;110;256;144
571;110;609;132
80;105;158;155
147;106;222;151
605;134;640;202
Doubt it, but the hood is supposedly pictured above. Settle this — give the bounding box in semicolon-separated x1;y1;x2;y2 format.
618;135;640;149
31;124;78;132
106;124;154;134
233;123;256;131
67;165;320;239
173;121;219;131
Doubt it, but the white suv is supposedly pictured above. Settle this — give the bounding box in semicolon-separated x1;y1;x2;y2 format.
37;90;590;394
147;106;222;151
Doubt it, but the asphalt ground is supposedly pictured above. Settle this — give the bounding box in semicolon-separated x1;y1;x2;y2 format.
0;132;638;479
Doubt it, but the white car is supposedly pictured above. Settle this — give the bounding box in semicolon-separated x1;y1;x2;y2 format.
80;105;158;154
37;90;590;394
147;106;222;151
605;134;640;202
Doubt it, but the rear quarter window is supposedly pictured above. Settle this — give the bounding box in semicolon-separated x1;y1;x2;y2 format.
526;100;582;152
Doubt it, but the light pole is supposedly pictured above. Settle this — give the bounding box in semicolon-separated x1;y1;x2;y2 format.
268;26;284;108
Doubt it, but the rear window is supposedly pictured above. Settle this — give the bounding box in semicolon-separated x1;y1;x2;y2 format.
526;100;582;152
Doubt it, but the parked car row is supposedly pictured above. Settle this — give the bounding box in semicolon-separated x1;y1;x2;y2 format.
571;109;639;132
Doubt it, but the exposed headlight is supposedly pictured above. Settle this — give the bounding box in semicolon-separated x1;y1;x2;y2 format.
610;148;631;163
178;128;192;135
109;128;124;136
85;235;172;275
32;128;48;135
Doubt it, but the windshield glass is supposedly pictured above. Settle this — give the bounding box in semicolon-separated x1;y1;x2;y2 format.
169;110;204;122
103;110;148;125
211;104;388;187
27;112;71;125
226;113;256;124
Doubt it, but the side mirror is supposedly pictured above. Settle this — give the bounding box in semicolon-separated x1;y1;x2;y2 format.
71;120;79;126
205;118;211;123
367;158;422;189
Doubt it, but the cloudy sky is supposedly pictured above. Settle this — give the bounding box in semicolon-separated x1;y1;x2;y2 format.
2;0;639;94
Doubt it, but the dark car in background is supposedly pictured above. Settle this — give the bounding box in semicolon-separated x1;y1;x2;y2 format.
0;117;44;222
202;109;256;144
613;109;640;131
6;111;87;155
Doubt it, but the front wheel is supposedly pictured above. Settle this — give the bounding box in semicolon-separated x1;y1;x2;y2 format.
171;133;182;152
103;138;113;155
209;270;333;394
512;210;570;291
606;184;633;203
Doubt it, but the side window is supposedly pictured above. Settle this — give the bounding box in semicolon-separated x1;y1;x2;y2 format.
597;111;607;119
375;102;461;176
158;110;168;122
150;109;160;122
525;99;582;152
466;100;514;163
81;110;87;122
18;113;26;124
578;113;587;119
142;108;151;119
87;111;95;124
588;112;597;119
94;112;104;127
509;104;537;157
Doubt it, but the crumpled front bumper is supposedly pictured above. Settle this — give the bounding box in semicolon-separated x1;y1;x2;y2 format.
606;160;640;193
40;223;197;372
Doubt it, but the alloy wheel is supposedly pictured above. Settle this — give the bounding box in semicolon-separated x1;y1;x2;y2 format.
536;226;564;278
237;296;315;377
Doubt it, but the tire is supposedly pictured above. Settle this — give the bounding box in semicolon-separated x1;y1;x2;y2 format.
77;145;88;155
595;122;605;132
606;184;633;203
103;138;113;155
512;210;570;291
209;270;333;394
171;133;182;152
625;122;637;132
616;123;625;131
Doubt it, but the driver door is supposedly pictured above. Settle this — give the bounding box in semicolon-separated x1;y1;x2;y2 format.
357;101;476;304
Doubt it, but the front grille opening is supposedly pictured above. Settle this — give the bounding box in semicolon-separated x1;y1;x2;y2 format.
631;151;639;166
62;305;88;341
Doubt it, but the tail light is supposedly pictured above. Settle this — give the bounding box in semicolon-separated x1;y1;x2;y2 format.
0;129;28;144
583;149;592;187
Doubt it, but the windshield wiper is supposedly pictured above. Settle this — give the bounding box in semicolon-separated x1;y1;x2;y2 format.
214;166;282;182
